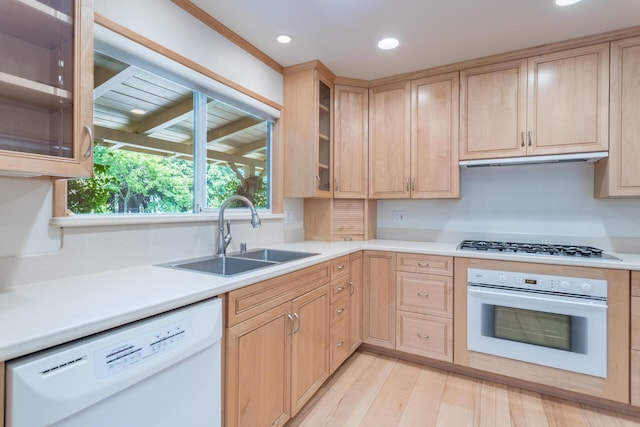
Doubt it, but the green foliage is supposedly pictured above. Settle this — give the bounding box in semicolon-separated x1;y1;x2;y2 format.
68;145;268;214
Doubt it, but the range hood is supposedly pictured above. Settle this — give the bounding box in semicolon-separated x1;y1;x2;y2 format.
459;151;608;168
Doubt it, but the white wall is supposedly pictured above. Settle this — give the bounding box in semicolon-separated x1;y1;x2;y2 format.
377;162;640;253
0;2;289;288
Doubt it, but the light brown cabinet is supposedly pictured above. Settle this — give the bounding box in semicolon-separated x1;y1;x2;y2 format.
348;251;363;354
362;250;397;349
283;61;334;198
631;271;640;406
0;0;93;178
225;263;331;427
460;43;609;160
368;82;411;199
595;36;640;197
410;72;460;198
334;85;368;198
368;73;459;199
303;198;376;241
395;253;453;361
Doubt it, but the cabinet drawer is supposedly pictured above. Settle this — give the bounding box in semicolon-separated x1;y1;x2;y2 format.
396;253;453;276
330;316;350;373
633;271;640;297
330;295;349;325
330;256;350;279
633;296;640;350
396;311;453;362
397;272;453;318
331;276;350;303
227;262;330;326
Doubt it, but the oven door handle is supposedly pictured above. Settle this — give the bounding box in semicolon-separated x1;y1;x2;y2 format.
467;286;607;309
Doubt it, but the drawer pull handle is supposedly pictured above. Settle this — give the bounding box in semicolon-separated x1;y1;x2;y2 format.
417;333;430;340
349;281;354;295
337;308;345;314
336;264;345;271
337;341;344;347
337;286;345;292
417;262;429;267
417;292;429;298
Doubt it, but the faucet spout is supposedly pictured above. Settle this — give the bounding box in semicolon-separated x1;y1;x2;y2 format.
216;195;261;257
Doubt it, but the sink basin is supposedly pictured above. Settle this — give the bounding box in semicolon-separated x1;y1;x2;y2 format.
161;256;277;276
228;248;318;263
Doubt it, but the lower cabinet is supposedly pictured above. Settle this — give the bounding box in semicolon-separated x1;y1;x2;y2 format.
631;271;640;406
348;252;363;353
395;253;454;362
225;263;330;427
363;251;397;349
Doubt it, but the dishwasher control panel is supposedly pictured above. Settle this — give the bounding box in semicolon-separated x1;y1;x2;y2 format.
94;318;192;378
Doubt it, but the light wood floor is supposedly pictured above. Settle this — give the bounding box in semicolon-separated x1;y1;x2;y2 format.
287;351;640;427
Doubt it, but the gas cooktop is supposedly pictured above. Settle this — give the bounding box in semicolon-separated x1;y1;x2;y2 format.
458;240;621;260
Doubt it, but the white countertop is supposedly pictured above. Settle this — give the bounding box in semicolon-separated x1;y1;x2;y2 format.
2;239;639;361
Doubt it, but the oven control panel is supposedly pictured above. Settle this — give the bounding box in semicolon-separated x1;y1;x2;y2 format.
467;268;607;299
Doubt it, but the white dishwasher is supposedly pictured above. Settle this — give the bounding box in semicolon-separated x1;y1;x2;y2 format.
5;297;222;427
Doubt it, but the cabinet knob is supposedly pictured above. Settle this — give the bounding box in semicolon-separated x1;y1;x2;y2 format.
528;131;533;147
336;264;345;271
349;281;354;295
417;333;430;340
521;131;525;147
417;261;429;267
417;292;429;298
337;308;345;314
336;286;345;292
337;340;345;347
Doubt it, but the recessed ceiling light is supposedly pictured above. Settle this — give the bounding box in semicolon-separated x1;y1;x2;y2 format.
276;34;292;44
378;37;399;50
555;0;582;5
130;108;146;115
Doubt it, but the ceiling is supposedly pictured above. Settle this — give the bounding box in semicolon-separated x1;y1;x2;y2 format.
190;0;640;80
93;52;267;171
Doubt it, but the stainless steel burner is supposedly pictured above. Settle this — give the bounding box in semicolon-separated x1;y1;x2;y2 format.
458;240;620;260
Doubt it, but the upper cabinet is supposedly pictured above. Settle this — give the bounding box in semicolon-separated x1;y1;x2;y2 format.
595;36;640;198
283;61;334;198
410;72;459;199
0;0;94;178
369;73;460;199
460;43;609;160
334;85;368;198
368;82;411;199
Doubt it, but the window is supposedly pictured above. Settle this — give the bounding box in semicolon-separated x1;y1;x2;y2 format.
67;51;270;214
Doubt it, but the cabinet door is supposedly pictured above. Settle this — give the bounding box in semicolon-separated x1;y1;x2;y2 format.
527;43;609;156
0;0;93;177
290;285;330;415
363;250;396;349
595;37;640;197
349;251;363;353
411;72;460;198
368;82;410;198
460;59;527;160
334;85;368;198
283;65;333;198
226;302;292;427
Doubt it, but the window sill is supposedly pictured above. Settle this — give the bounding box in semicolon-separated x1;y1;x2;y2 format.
50;212;283;228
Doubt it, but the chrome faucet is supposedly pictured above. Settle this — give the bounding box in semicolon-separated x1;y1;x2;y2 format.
216;195;261;256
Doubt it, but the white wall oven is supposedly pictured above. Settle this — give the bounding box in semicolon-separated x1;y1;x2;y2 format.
466;268;607;378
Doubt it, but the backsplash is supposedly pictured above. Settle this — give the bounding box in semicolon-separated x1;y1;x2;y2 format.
377;162;640;253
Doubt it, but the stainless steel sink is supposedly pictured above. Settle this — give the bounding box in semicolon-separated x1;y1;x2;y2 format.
160;256;277;276
158;249;318;277
228;248;318;263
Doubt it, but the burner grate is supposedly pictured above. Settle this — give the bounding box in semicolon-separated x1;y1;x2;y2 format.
457;240;617;259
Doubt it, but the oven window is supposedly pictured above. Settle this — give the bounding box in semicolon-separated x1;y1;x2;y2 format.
493;306;571;351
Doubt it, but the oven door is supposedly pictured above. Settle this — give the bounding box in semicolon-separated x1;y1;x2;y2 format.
467;285;607;378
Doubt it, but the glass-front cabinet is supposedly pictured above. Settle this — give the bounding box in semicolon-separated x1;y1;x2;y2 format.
0;0;93;177
283;61;334;198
